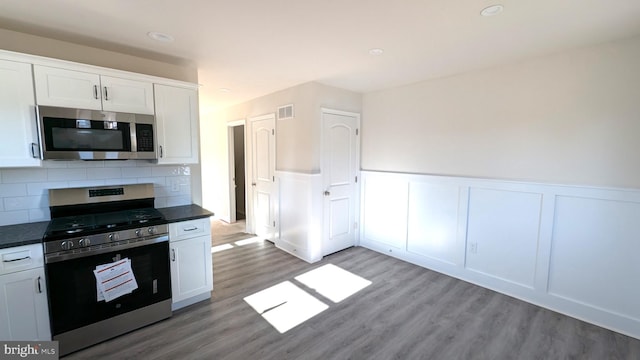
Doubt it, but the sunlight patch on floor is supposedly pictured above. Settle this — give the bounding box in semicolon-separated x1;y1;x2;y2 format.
211;243;234;253
243;281;328;334
212;237;266;253
234;236;265;246
295;264;372;303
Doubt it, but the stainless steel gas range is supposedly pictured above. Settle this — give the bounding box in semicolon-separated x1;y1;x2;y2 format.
43;184;172;356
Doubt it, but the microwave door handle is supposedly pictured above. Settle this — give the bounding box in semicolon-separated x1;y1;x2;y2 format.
30;143;40;159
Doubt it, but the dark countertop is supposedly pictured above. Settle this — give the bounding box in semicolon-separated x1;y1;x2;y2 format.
0;204;214;250
158;204;214;223
0;221;50;249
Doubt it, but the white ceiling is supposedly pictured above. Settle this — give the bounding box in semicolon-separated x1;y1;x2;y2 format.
2;0;640;113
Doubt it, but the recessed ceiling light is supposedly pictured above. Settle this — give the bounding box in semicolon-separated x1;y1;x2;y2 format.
368;48;384;56
480;4;504;17
219;88;231;93
147;31;174;43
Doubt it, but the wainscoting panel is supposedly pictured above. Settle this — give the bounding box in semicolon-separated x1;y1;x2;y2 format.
465;188;542;288
359;170;640;340
549;195;640;321
275;171;323;263
406;182;460;266
361;173;408;250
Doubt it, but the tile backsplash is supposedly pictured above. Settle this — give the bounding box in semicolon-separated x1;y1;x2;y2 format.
0;160;192;226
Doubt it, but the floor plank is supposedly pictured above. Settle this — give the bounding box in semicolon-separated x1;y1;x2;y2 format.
65;221;640;359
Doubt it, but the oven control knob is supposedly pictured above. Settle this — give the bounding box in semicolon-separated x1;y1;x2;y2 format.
61;240;74;251
147;226;156;235
108;233;118;242
78;238;91;247
135;229;143;238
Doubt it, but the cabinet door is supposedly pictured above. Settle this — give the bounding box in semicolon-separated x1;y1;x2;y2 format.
154;84;199;164
0;268;51;340
170;235;213;304
33;65;102;110
101;75;154;114
0;59;41;167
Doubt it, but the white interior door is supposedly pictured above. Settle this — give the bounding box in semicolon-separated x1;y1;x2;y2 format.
322;110;360;255
250;115;276;240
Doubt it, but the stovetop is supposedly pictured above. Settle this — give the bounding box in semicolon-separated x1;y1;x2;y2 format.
44;207;165;241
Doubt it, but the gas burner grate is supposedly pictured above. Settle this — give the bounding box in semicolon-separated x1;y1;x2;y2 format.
44;208;165;241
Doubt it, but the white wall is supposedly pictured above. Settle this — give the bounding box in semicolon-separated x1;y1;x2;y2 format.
276;171;323;262
360;170;640;340
362;35;640;189
0;161;192;226
358;36;640;340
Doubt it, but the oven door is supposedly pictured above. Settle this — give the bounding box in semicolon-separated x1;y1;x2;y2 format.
45;240;171;337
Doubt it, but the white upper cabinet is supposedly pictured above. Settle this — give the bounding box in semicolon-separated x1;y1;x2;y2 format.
34;65;154;114
0;59;41;167
100;75;155;114
154;84;199;164
33;65;102;110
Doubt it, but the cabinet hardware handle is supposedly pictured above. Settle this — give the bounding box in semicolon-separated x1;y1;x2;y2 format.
103;86;109;101
183;227;198;232
171;249;176;262
36;276;42;294
160;146;163;158
3;256;31;263
93;85;99;99
30;143;39;159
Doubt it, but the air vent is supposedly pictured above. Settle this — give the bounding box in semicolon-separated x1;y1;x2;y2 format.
277;104;294;120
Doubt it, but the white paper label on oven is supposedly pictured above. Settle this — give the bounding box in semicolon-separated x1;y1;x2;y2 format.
94;258;138;302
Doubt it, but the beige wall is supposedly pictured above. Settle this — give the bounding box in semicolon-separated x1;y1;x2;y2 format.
362;35;640;189
201;82;362;220
0;28;197;82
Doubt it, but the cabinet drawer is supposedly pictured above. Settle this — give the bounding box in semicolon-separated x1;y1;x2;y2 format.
169;218;211;242
0;244;44;276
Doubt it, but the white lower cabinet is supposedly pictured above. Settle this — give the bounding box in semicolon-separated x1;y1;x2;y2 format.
0;245;51;341
169;219;213;311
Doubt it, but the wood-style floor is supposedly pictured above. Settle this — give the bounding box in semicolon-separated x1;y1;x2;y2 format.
65;220;640;359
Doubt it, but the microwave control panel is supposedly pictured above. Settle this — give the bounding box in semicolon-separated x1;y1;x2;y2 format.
135;123;155;152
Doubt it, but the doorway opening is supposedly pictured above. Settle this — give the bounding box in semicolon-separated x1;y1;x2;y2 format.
228;121;247;224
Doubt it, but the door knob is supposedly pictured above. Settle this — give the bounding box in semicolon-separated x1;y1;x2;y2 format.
324;190;331;196
252;182;257;186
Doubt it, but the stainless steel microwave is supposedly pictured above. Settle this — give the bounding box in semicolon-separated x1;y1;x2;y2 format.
38;106;157;160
